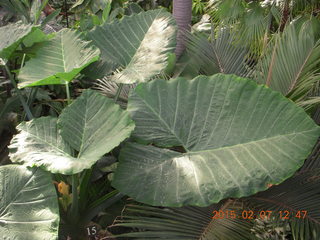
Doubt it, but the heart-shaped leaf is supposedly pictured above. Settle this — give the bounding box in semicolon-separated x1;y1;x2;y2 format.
0;165;59;239
58;89;135;160
18;28;100;88
87;9;176;83
0;21;37;61
9;90;134;174
9;117;80;174
112;74;320;206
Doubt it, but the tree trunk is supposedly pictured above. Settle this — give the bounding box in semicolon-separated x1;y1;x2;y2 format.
173;0;192;58
280;0;290;32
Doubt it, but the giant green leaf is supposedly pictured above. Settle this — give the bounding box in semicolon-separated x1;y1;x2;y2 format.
0;165;59;239
9;90;134;174
0;21;36;61
87;9;176;84
9;117;80;174
58;89;135;160
112;74;320;207
18;28;100;88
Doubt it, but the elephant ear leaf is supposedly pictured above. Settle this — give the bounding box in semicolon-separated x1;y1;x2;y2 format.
58;89;135;161
18;28;100;88
87;9;177;83
9;90;135;175
112;74;320;207
0;21;36;61
8;117;80;174
0;165;59;239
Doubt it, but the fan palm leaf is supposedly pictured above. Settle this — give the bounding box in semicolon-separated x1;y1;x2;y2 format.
184;27;252;77
254;20;320;108
244;168;320;240
235;2;274;54
110;200;255;239
109;168;320;240
207;0;245;25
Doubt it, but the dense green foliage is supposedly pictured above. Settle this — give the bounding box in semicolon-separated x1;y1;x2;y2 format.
0;0;320;239
9;90;135;174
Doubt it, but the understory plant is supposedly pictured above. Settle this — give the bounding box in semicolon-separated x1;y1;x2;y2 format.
7;89;135;238
0;2;320;240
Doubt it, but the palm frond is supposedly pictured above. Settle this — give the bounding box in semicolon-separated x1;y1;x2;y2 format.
172;50;202;79
291;0;320;14
94;66;171;108
299;139;320;172
297;97;320;111
254;19;320;104
0;0;31;23
235;2;272;54
94;77;136;108
109;200;255;239
207;0;246;25
185;27;252;77
269;2;282;25
312;105;320;125
244;169;320;240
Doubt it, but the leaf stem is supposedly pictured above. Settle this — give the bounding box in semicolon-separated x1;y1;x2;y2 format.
71;174;79;221
266;36;279;87
3;64;33;120
114;83;123;102
78;168;93;212
20;54;26;69
20;53;34;121
81;191;123;225
65;82;71;105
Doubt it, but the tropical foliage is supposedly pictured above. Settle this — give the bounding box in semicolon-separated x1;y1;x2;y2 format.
0;0;320;239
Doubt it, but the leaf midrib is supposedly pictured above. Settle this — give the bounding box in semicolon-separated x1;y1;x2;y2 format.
59;31;67;73
0;169;35;218
19;124;73;158
77;94;91;157
287;43;317;93
125;10;163;68
137;89;189;150
0;169;55;221
129;130;316;174
188;129;314;154
138;87;316;154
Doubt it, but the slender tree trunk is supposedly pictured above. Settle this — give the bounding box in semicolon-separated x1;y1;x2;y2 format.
173;0;192;58
280;0;290;32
